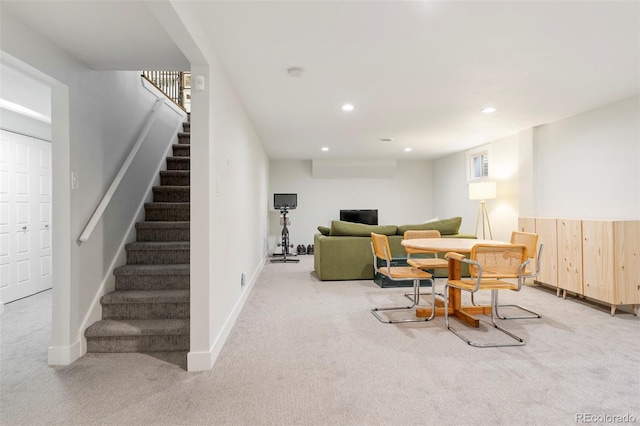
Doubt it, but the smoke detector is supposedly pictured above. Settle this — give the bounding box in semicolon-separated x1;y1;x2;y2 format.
287;67;304;78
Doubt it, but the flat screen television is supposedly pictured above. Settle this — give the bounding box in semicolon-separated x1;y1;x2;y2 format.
340;209;378;225
274;193;297;210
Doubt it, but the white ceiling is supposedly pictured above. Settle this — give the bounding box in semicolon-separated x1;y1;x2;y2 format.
2;1;639;160
1;1;189;71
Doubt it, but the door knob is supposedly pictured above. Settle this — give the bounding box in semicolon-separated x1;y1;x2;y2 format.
22;226;27;230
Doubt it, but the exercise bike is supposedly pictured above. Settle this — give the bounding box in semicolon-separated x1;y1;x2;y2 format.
271;206;299;263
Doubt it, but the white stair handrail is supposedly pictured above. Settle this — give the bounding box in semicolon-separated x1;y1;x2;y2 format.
78;98;165;243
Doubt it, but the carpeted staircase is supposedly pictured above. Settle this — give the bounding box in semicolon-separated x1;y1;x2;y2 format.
84;119;191;357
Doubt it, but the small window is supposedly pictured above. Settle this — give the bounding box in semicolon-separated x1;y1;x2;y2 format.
466;146;490;181
472;152;489;179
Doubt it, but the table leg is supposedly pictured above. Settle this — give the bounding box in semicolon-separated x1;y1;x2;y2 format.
417;257;455;316
416;256;482;327
448;257;481;327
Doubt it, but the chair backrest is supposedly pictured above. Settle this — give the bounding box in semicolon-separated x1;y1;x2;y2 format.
403;230;441;255
371;232;392;261
469;244;528;279
403;229;441;240
510;231;539;275
510;231;537;259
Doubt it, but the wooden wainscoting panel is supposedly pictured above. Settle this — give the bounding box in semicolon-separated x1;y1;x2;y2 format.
582;220;614;303
557;219;582;295
518;217;536;233
614;221;640;305
535;218;558;287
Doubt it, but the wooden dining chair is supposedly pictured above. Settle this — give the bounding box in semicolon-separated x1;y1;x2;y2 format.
403;230;449;303
370;232;436;323
493;231;543;320
444;244;529;347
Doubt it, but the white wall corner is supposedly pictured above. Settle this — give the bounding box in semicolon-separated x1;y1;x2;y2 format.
187;260;264;372
48;339;82;365
518;128;535;217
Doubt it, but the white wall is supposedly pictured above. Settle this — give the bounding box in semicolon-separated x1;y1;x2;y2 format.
433;95;640;243
0;109;51;141
1;10;186;363
433;135;520;242
0;62;51;117
533;95;640;219
0;62;52;141
158;2;270;371
269;159;434;250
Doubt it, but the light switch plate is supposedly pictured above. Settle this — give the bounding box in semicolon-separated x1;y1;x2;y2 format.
71;172;79;190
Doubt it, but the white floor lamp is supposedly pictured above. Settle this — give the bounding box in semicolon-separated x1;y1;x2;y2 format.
469;182;496;240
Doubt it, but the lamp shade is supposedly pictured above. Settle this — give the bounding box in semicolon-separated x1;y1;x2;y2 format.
469;182;496;200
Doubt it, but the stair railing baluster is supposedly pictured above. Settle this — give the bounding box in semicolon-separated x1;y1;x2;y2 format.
142;70;188;112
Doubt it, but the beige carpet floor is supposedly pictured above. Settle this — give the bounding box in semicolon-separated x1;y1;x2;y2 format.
1;256;639;425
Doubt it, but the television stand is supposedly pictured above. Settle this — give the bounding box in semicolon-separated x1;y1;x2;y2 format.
271;207;299;263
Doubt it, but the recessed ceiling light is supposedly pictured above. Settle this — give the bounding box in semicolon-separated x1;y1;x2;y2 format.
287;67;304;78
321;147;329;151
481;106;497;114
341;104;354;111
378;138;394;142
404;147;412;152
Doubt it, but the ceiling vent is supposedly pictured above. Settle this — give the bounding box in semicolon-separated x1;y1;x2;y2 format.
287;67;304;78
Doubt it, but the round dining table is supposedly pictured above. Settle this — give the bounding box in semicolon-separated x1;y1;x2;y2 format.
400;238;510;327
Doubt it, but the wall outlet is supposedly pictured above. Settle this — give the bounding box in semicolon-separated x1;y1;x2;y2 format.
241;272;246;287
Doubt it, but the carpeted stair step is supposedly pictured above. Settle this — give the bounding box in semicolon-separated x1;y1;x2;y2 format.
152;186;190;202
85;319;189;352
83;121;193;360
145;202;190;221
114;264;190;290
166;157;190;170
172;144;190;157
160;171;190;186
135;221;190;242
178;132;190;144
125;241;190;265
100;290;190;320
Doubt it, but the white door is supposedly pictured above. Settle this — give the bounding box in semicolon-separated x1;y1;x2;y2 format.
0;130;52;303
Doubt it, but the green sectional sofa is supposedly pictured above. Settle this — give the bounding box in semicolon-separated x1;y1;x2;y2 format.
313;217;476;281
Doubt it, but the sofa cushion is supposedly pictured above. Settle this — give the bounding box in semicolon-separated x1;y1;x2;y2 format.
314;234;406;280
329;220;398;237
317;226;330;236
397;216;462;236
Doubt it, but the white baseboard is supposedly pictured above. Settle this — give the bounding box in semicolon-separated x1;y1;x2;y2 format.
48;339;81;365
187;260;264;372
186;350;214;371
